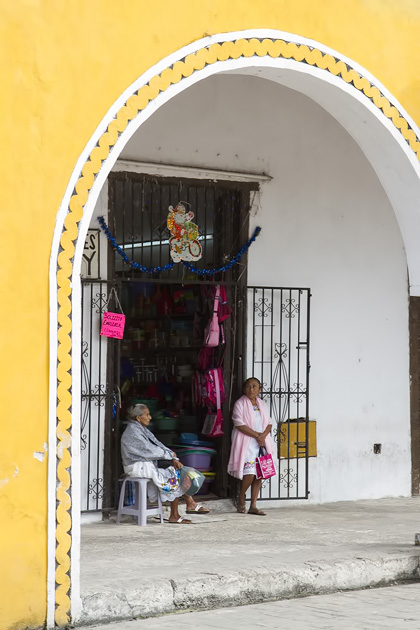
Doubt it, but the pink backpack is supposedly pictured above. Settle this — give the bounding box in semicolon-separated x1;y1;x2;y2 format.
200;366;226;409
201;368;225;437
197;347;214;371
204;286;221;347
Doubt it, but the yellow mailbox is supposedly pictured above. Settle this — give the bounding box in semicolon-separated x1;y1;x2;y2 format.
278;419;317;459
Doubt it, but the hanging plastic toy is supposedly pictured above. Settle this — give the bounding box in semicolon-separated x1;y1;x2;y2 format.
167;202;202;262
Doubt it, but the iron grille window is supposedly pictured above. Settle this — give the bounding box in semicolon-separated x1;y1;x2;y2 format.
108;172;257;282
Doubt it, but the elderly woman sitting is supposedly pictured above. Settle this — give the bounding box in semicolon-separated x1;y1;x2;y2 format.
121;403;209;523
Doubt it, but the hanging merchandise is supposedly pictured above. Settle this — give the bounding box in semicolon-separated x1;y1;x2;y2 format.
100;287;126;339
201;367;225;437
167;202;202;262
204;286;221;347
218;285;230;323
197;347;215;372
200;366;226;409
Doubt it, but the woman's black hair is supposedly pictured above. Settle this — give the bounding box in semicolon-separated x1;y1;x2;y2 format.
243;377;261;390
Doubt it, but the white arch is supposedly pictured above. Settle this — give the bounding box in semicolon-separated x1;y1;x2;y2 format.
47;29;420;626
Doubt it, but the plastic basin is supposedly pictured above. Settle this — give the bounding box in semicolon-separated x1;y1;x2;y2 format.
179;452;212;469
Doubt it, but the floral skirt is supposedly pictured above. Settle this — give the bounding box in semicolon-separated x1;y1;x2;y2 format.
243;459;257;476
124;461;183;503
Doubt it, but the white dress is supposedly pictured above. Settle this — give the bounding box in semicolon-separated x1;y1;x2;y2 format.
243;406;263;476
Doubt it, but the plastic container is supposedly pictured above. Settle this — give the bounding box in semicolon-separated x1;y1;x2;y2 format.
179;452;212;470
197;472;216;495
178;433;213;447
176;446;217;454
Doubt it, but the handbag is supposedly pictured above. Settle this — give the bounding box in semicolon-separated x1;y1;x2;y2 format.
204;286;221;347
255;447;276;480
202;367;224;437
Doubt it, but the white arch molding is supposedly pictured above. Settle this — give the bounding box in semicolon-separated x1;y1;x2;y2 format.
47;29;420;626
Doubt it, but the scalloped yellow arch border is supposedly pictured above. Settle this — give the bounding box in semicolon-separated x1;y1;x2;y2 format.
53;36;420;626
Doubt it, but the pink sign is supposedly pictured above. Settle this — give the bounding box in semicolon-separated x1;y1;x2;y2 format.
100;311;126;339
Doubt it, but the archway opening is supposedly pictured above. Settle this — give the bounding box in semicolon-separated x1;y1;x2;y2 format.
48;33;420;626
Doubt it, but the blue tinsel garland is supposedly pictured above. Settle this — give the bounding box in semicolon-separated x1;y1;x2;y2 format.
97;215;261;276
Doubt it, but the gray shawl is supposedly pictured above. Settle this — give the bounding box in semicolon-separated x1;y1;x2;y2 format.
120;420;173;467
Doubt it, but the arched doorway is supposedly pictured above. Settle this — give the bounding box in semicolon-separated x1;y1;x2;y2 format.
47;30;420;626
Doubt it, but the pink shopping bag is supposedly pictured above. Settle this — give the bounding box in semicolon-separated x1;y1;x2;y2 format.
255;448;276;480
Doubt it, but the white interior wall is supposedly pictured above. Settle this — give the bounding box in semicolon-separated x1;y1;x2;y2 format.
119;73;411;502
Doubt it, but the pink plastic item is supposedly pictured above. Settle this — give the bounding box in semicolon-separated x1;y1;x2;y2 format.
202;369;224;437
204;286;221;347
255;449;276;480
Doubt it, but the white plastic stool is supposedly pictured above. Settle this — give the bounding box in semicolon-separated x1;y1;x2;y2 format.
116;477;164;526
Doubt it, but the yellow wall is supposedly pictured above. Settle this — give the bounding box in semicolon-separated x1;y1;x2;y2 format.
1;1;419;628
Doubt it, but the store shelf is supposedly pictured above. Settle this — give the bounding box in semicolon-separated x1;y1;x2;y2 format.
127;346;201;353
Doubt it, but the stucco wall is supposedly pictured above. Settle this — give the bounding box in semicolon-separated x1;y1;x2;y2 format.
120;73;411;502
1;1;419;628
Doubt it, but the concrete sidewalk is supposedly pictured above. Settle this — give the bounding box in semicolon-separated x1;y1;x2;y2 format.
80;498;420;626
84;583;420;630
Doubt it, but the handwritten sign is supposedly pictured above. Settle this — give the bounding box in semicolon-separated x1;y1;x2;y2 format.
100;312;126;339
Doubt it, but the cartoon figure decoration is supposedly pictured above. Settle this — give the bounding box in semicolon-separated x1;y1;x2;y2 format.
167;202;203;262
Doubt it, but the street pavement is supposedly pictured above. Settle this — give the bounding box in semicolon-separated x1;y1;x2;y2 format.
81;498;420;624
88;583;420;629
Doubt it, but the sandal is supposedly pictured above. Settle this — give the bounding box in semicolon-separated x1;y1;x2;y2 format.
236;503;246;514
248;507;266;516
168;516;192;524
186;503;210;514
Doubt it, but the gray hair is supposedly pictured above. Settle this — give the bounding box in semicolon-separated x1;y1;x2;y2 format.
127;403;148;421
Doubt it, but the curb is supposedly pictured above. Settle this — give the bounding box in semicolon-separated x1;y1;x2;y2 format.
80;553;420;626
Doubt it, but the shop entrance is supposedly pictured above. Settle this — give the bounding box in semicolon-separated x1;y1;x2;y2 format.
80;171;312;514
80;171;257;513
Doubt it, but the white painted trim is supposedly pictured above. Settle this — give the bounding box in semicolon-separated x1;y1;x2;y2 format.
48;28;420;624
113;159;272;182
70;267;82;621
410;285;420;297
47;258;59;629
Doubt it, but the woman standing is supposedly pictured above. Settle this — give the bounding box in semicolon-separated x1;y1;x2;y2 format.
227;378;277;515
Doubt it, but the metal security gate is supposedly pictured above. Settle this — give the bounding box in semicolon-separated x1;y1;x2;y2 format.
245;286;311;500
80;279;111;512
